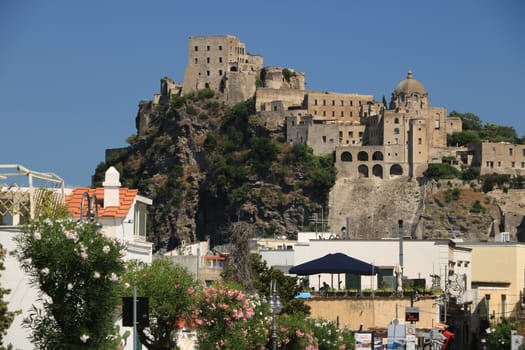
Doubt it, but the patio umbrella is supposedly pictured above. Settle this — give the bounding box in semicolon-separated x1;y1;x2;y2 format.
289;253;379;276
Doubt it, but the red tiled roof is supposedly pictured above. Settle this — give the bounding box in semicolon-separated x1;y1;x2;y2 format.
65;187;139;219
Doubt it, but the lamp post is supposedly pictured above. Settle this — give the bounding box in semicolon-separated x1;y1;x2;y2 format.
268;279;282;350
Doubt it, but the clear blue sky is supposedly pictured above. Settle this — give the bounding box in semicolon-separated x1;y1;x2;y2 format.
1;0;524;187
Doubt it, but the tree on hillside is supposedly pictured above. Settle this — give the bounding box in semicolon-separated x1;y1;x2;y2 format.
221;221;256;291
120;259;199;350
447;130;481;146
0;244;18;349
449;111;482;131
14;214;126;350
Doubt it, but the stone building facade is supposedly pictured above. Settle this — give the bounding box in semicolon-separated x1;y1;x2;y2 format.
480;141;525;176
182;35;263;105
335;71;462;178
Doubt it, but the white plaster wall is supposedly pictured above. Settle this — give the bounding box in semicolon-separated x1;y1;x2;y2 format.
292;240;465;291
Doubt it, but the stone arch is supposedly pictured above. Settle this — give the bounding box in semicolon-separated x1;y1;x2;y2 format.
341;151;352;162
357;151;368;161
358;165;369;177
390;164;403;176
372;165;383;178
372;151;384;161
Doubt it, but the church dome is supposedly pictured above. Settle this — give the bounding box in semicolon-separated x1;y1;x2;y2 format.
393;71;427;96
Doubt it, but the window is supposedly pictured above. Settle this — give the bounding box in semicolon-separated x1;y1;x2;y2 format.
332;111;335;117
358;132;363;137
322;136;326;143
523;149;525;156
394;118;400;124
512;162;515;167
194;46;198;51
219;57;223;63
418;138;422;145
314;99;318;106
194;58;198;64
350;100;353;106
492;147;496;156
348;131;354;138
521;162;525;168
206;70;210;76
498;161;501;167
332;100;335;106
207;45;210;51
219;45;222;50
509;148;513;156
394;128;400;134
323;111;326;116
340;100;344;106
207;57;210;63
323;100;326;106
219;70;223;75
341;111;344;117
350;112;353;117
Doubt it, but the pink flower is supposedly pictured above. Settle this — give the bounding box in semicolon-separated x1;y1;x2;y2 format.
187;287;195;294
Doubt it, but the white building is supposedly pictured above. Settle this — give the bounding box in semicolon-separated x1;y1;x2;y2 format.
286;237;472;300
65;167;153;263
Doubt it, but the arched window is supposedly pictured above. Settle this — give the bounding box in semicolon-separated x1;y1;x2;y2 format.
390;164;403;176
340;152;352;162
372;165;383;178
372;151;384;161
358;165;369;178
394;118;400;124
394;128;400;135
357;151;368;161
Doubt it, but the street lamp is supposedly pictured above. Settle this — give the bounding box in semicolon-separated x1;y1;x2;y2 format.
268;279;282;350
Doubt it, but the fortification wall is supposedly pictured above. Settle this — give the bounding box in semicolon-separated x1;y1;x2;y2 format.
255;88;305;112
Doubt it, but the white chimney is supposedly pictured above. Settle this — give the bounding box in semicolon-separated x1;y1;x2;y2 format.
103;166;121;207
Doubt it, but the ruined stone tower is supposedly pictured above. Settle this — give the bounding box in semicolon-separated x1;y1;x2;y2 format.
182;35;263;105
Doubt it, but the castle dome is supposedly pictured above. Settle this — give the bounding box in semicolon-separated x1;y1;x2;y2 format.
393;71;427;96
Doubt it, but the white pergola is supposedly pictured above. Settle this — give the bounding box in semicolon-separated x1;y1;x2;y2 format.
0;164;64;225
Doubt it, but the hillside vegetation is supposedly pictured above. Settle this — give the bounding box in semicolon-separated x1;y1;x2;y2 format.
93;91;335;250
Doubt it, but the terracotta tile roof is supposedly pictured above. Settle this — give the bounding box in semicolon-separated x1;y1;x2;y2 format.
65;187;139;219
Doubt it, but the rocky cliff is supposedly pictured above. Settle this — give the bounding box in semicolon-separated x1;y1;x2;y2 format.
94;92;525;250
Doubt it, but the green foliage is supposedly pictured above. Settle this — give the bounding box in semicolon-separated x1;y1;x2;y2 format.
510;176;525;189
126;133;137;145
193;281;271;350
282;68;294;83
485;319;523;350
449;111;483;131
481;174;511;193
382;95;388;108
462;167;480;181
470;200;485;213
444;188;461;202
186;105;198;116
247;254;310;315
120;259;199;349
424;163;461;180
14;216;126;349
170;95;186;109
197;88;215;100
448;111;519;143
447;130;481;146
0;245;18;349
275;313;355;350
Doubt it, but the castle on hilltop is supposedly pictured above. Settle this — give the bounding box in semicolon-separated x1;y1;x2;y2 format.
149;34;525;180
